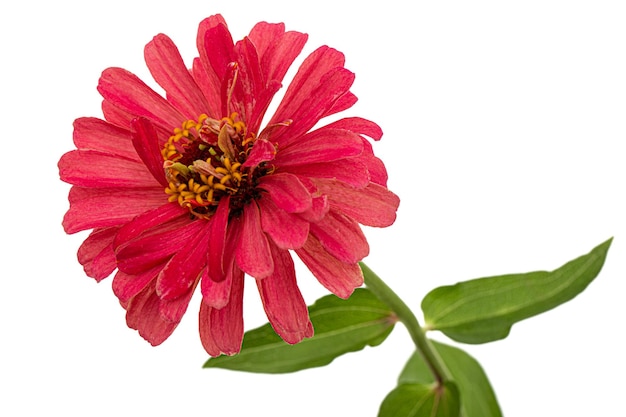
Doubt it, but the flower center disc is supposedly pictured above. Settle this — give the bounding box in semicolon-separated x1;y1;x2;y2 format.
162;113;263;219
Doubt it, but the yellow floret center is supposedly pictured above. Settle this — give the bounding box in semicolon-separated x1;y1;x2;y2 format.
161;113;256;219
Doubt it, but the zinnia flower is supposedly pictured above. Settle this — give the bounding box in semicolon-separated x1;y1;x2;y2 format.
59;14;400;356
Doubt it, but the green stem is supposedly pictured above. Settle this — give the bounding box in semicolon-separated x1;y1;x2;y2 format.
360;262;451;384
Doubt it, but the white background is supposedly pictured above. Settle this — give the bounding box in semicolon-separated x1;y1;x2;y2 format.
1;1;625;415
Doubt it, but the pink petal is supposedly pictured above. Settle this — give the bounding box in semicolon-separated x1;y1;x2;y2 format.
256;244;313;344
324;117;383;140
323;90;357;118
113;263;162;304
250;25;307;87
315;180;400;227
234;202;273;279
126;280;178;346
257;196;309;250
159;285;196;323
131;117;169;187
206;196;230;282
102;99;134;129
73;117;138;161
357;138;388;186
272;128;363;167
113;202;186;249
145;34;209;120
62;186;164;234
270;46;345;126
198;17;234;83
59;150;157;188
77;227;118;281
194;15;228;117
296;234;363;299
283;158;370;189
242;138;276;168
199;267;244;356
97;67;184;130
308;209;369;264
191;57;221;118
201;267;232;309
156;221;213;300
257;173;312;213
116;216;199;275
231;37;264;126
270;68;356;147
202;221;238;307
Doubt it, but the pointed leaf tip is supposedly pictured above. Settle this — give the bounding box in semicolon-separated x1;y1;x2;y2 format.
422;238;612;344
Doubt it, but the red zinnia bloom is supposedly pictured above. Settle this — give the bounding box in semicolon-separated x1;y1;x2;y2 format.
59;14;399;356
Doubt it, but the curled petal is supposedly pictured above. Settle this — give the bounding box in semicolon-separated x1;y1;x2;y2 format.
324;117;383;140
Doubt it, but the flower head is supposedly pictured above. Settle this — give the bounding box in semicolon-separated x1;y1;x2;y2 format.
59;14;399;356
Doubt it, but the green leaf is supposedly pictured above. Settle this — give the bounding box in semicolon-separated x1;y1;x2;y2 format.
421;238;612;344
204;288;395;373
399;340;502;417
379;381;460;417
